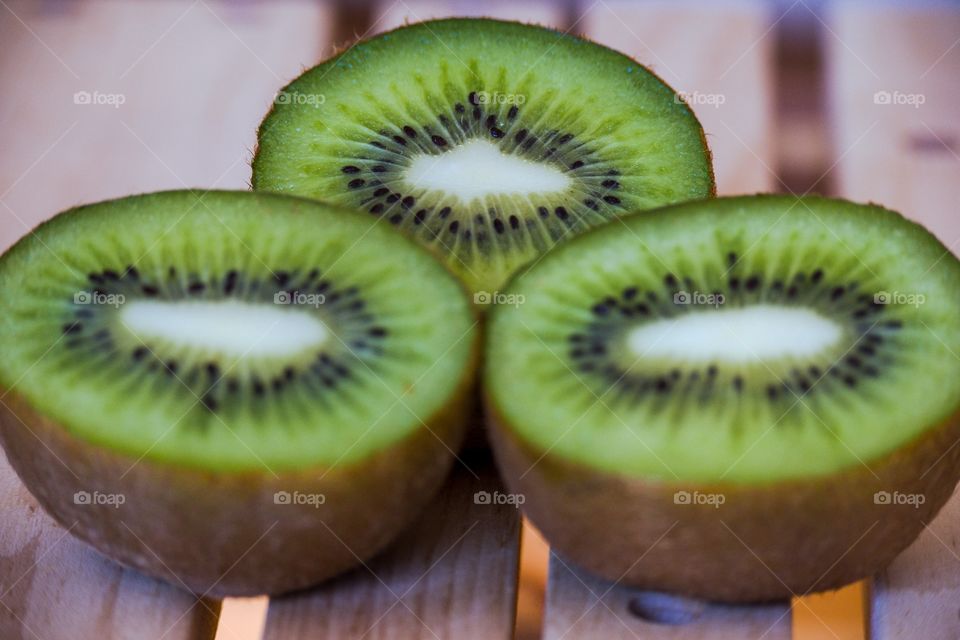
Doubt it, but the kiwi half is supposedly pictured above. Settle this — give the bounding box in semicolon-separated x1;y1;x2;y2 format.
0;191;478;596
252;18;714;295
485;195;960;602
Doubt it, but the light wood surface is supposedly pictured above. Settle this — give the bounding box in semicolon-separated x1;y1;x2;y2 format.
372;0;564;33
261;452;521;640
0;450;221;640
543;555;791;640
0;0;333;252
826;4;960;639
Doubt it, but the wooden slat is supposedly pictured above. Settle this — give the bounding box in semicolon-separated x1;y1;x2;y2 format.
544;556;791;640
0;451;221;640
0;0;334;251
826;4;960;638
261;452;521;640
540;3;789;637
371;0;565;33
577;0;775;195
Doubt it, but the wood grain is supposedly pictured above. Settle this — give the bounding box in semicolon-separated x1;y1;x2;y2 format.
261;451;521;640
371;0;565;33
543;555;790;640
0;450;220;640
826;4;960;638
0;0;333;252
578;0;775;195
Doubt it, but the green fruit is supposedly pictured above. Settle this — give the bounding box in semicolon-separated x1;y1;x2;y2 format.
485;194;960;601
252;18;714;295
0;190;478;596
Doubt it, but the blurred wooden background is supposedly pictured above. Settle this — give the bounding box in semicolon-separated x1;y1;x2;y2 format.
1;1;958;639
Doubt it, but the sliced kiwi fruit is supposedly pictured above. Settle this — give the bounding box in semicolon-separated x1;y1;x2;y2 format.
0;190;478;596
485;195;960;602
252;18;714;295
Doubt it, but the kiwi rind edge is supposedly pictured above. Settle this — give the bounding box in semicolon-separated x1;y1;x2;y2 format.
486;396;960;602
0;335;478;597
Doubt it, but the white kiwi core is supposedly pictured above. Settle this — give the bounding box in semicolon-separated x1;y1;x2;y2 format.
120;300;329;358
404;138;572;203
627;305;843;363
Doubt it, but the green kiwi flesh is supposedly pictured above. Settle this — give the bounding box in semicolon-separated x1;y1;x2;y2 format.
485;195;960;601
0;190;477;595
252;18;714;295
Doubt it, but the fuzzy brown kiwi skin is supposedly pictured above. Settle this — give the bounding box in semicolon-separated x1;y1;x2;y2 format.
486;399;960;603
0;337;477;598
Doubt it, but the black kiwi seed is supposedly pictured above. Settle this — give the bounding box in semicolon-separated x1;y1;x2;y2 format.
431;135;447;147
223;270;238;294
62;322;82;334
348;179;365;189
341;165;360;174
